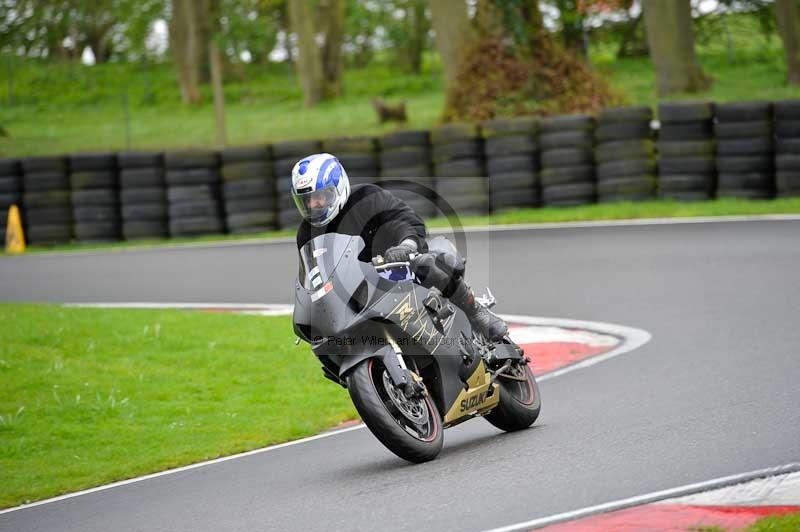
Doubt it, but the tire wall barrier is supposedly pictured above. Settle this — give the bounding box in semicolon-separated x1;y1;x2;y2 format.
119;151;167;240
70;152;120;243
3;98;798;244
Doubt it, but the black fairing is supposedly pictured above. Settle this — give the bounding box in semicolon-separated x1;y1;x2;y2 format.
293;233;492;416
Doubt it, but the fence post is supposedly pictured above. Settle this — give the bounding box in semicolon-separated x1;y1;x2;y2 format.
6;57;13;106
723;16;734;65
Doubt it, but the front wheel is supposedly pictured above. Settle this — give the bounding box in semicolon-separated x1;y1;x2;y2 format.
484;362;541;432
346;358;443;463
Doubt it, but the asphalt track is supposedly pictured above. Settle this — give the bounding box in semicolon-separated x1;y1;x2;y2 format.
1;219;799;532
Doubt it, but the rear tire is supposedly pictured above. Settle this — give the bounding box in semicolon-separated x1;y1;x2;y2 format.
484;363;541;432
347;358;443;463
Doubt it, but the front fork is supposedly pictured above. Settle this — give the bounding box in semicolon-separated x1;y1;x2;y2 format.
383;327;426;398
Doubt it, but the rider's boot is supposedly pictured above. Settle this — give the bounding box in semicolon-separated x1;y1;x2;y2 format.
449;280;508;342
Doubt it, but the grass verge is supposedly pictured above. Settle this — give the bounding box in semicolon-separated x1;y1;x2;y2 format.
0;303;356;509
6;197;800;256
746;512;800;531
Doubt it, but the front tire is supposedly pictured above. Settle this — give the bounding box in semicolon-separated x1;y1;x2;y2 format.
484;362;541;432
346;358;443;463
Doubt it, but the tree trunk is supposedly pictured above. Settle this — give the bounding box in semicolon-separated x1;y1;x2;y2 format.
642;0;711;95
397;0;430;74
210;40;227;147
775;0;800;85
288;0;325;107
170;0;202;104
401;0;429;74
429;0;471;93
319;0;345;98
194;0;211;84
208;0;226;146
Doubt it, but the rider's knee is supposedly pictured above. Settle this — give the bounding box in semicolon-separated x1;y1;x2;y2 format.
413;252;450;292
434;250;465;280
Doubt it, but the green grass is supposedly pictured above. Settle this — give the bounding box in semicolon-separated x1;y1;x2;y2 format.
1;13;799;156
7;197;800;255
0;303;357;508
0;59;446;156
690;512;800;532
746;512;800;531
592;10;800;108
594;45;800;111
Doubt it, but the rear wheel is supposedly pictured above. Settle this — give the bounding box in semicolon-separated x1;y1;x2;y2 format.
484;362;541;432
347;358;443;463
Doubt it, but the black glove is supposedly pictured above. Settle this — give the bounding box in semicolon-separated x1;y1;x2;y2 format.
384;241;417;263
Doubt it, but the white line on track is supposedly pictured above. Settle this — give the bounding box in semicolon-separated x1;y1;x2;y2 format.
63;302;296;316
480;463;800;532
0;309;650;515
7;214;799;258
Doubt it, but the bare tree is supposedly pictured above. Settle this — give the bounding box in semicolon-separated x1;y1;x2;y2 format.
642;0;711;95
288;0;325;106
775;0;800;85
319;0;345;98
170;0;211;104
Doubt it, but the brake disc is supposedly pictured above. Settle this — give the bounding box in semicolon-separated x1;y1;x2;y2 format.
383;371;428;423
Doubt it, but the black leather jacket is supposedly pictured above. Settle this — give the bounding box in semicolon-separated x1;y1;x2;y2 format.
295;184;428;262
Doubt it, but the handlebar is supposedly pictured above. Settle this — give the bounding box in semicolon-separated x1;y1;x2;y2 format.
373;261;413;271
372;252;418;271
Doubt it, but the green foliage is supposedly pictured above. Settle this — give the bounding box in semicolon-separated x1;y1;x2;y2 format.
343;0;431;71
217;0;282;65
0;303;358;508
0;0;167;62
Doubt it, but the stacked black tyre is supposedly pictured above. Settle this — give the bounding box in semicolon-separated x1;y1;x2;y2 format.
714;101;775;199
594;106;656;203
0;159;22;242
69;153;120;242
774;100;800;198
118;152;168;240
539;114;596;206
656;101;716;201
21;156;73;244
379;130;437;218
430;123;488;216
322;137;380;187
273;140;321;229
220;145;276;234
480;117;540;212
164;150;224;237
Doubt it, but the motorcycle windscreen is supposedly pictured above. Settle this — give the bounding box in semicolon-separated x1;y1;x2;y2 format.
298;233;365;294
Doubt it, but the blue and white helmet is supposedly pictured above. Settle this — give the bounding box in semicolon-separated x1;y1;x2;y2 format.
291;153;350;227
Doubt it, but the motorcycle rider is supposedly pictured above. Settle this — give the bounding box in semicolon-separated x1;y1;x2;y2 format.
292;152;509;342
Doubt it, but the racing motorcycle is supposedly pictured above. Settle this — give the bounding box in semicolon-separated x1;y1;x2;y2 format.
293;233;541;463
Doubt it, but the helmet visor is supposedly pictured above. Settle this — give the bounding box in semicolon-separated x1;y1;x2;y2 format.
293;185;339;226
